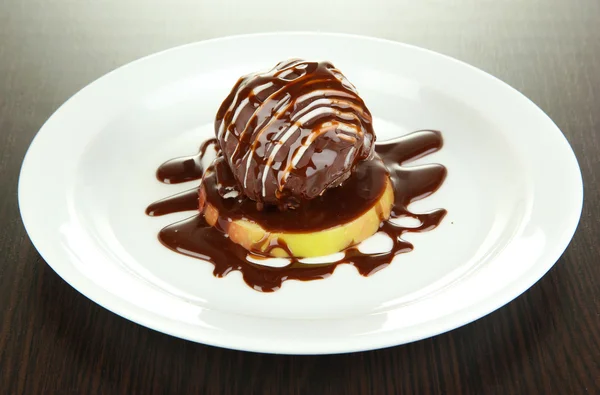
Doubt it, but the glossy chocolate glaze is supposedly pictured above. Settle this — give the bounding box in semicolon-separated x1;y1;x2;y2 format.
215;59;375;207
155;138;217;184
147;130;447;292
145;188;198;217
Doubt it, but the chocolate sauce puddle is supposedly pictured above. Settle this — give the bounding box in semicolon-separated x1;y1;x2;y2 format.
155;138;216;184
147;130;447;292
145;188;198;217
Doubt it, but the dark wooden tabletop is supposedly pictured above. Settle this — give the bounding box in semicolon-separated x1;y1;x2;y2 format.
1;0;599;394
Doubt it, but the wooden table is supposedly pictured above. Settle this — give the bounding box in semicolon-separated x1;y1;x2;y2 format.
1;0;598;393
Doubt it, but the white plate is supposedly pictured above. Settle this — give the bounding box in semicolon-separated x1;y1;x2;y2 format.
19;33;583;354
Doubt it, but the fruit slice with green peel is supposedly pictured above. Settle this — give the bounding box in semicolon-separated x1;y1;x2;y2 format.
203;177;394;258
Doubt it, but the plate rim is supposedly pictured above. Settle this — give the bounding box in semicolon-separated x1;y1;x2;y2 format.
18;31;584;354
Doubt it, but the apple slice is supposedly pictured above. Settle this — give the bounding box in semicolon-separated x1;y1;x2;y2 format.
203;178;394;258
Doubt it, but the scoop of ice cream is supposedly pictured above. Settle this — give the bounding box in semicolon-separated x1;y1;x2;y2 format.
214;59;375;207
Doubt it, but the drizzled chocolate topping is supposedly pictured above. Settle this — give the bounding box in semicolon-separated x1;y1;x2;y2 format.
215;59;375;207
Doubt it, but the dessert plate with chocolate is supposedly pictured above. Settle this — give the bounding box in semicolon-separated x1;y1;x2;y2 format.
19;33;583;354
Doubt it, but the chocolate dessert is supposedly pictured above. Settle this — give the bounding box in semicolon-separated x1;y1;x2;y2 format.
147;59;447;292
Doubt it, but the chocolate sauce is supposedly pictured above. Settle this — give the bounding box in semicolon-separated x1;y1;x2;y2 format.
343;209;447;277
145;188;198;217
147;130;447;292
155;138;216;184
159;215;350;292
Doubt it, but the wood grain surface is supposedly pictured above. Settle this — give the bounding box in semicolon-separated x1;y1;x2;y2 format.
1;0;599;393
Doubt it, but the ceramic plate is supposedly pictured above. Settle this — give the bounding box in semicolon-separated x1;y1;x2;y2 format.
19;33;583;354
